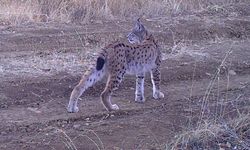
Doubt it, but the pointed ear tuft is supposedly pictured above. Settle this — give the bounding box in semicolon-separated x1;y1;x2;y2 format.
135;18;143;31
137;18;140;23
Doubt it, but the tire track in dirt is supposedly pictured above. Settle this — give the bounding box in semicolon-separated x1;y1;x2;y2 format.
1;69;249;132
0;73;249;149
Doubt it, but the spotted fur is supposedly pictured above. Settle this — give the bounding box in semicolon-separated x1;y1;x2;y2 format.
67;19;164;112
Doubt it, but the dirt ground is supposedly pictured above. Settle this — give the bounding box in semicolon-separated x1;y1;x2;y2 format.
0;3;250;150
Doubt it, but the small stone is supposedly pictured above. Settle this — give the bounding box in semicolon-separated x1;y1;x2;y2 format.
73;124;81;129
0;104;8;108
180;62;188;66
226;142;231;148
95;20;103;24
206;72;212;76
1;131;7;135
229;70;236;76
41;68;51;72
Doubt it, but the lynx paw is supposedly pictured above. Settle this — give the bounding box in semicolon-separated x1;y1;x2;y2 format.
135;95;145;103
67;105;79;113
110;104;119;111
153;91;164;99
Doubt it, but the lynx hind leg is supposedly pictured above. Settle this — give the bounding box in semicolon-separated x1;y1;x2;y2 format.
67;80;83;113
101;71;125;111
135;74;145;103
151;68;164;99
67;70;104;113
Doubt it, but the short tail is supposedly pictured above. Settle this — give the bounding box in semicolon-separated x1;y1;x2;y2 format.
96;57;105;71
83;55;107;89
96;48;108;71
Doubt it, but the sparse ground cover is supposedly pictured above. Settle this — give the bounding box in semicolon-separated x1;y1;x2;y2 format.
0;1;250;150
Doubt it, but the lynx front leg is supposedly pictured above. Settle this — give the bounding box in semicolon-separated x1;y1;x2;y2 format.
101;89;119;111
151;68;164;99
135;73;145;103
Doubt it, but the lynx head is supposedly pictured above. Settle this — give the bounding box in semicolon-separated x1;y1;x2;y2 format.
127;18;148;44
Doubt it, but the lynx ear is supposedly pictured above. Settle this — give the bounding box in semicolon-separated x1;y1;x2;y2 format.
137;18;141;23
135;18;144;31
135;20;141;30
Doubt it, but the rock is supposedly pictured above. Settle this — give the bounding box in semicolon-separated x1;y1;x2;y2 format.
73;124;81;129
229;70;236;75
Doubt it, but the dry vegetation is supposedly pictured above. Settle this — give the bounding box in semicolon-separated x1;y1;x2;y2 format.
0;0;248;25
166;44;250;149
0;0;249;149
167;115;250;149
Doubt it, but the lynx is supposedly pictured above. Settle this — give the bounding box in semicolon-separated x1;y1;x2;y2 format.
67;19;164;112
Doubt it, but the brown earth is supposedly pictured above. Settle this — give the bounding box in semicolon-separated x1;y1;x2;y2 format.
0;3;250;150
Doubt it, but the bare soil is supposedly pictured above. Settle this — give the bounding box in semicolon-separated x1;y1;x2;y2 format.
0;3;250;150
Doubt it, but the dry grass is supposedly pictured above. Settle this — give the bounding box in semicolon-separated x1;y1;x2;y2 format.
0;0;249;149
2;126;105;150
166;44;250;149
0;0;247;25
167;114;250;149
